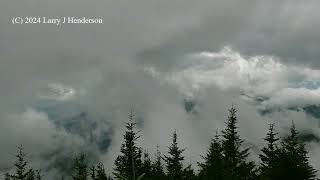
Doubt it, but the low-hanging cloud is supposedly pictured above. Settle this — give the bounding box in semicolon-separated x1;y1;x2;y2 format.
144;47;320;103
1;0;320;179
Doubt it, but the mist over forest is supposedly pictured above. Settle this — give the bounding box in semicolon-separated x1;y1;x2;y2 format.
1;0;320;179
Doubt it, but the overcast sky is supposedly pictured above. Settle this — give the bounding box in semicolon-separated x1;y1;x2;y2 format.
1;0;320;179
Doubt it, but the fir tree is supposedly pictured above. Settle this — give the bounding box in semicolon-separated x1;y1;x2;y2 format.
259;123;280;180
26;170;35;180
96;163;108;180
277;123;317;180
90;166;97;180
34;170;42;180
27;170;41;180
114;110;143;180
141;152;152;179
5;173;11;180
7;145;35;180
182;164;196;180
91;162;112;180
163;130;185;180
198;133;224;180
221;107;256;180
72;154;89;180
150;146;165;180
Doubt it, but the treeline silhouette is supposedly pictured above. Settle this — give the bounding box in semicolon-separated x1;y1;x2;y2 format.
4;107;318;180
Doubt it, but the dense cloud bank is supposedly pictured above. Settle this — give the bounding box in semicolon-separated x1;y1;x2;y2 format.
0;0;320;179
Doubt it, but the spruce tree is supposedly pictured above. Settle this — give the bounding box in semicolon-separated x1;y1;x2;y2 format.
114;110;143;180
7;145;35;180
278;123;317;180
182;164;196;180
72;154;89;180
5;173;11;180
163;130;185;180
26;170;41;180
221;107;256;180
26;170;35;180
150;146;165;180
90;166;97;180
34;170;42;180
96;163;108;180
259;123;280;180
198;133;224;180
91;162;112;180
141;152;152;179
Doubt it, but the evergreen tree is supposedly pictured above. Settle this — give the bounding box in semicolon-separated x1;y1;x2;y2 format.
150;146;165;180
182;164;196;180
198;133;224;180
259;123;280;180
96;163;108;180
141;152;152;179
221;107;256;180
163;130;185;180
34;170;42;180
72;154;89;180
277;123;317;180
114;110;143;180
7;145;35;180
26;170;41;180
91;162;112;180
90;166;97;180
5;173;11;180
26;170;35;180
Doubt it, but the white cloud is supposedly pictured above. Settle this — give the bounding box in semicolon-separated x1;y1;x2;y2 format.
144;46;320;109
0;108;88;179
39;83;84;102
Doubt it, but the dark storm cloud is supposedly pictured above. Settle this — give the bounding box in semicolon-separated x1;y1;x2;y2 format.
136;0;320;68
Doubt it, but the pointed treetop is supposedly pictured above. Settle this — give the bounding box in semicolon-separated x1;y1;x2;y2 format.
264;122;279;143
128;109;135;122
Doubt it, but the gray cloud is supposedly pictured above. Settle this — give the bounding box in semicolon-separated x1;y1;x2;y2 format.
1;0;320;179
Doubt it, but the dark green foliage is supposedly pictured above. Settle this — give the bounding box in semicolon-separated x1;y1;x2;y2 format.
221;107;256;180
91;162;113;180
4;107;320;180
163;130;186;180
96;163;108;180
5;173;11;180
90;166;96;180
26;170;35;180
28;170;41;180
275;123;317;180
198;133;224;180
114;110;143;180
27;170;41;180
182;165;196;180
6;145;35;180
141;152;152;179
72;154;89;180
259;123;280;180
35;170;42;180
150;146;166;180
